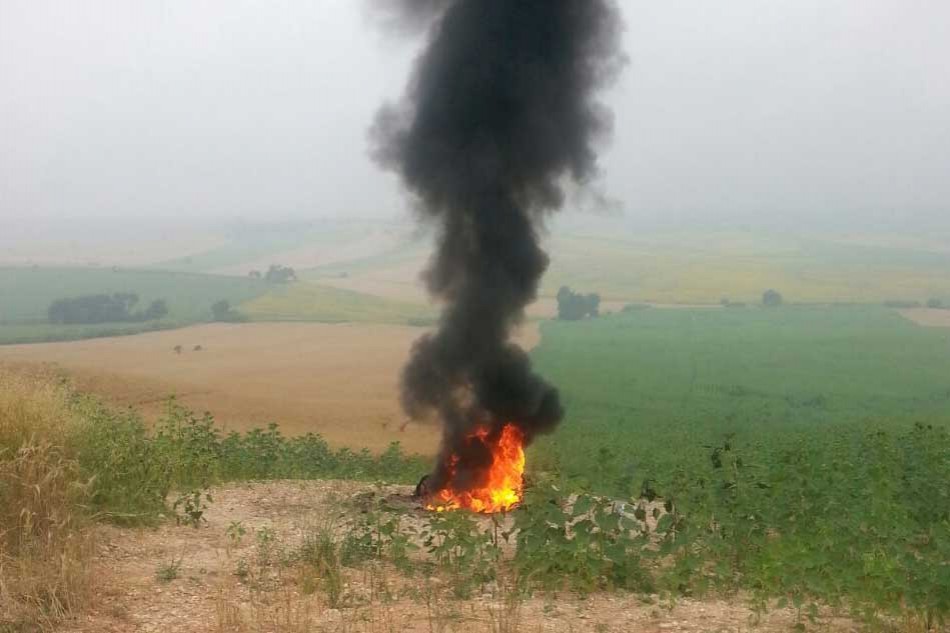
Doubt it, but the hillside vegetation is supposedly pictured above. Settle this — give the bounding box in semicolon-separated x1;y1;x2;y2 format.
4;302;949;629
0;267;269;344
0;367;426;630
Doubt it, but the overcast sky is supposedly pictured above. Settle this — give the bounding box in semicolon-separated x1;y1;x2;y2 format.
1;0;948;230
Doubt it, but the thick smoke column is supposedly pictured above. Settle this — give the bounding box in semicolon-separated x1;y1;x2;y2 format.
374;0;624;494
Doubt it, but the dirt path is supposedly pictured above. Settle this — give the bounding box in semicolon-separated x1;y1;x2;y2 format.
64;480;860;633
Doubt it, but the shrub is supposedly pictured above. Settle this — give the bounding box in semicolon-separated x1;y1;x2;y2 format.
557;286;601;320
762;289;783;307
210;300;248;323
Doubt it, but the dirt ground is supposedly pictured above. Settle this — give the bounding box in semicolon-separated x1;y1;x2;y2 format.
63;480;863;633
0;322;539;456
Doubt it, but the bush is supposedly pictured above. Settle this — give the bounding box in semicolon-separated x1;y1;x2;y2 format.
210;300;248;323
762;289;783;307
927;298;944;309
264;265;297;283
557;286;601;320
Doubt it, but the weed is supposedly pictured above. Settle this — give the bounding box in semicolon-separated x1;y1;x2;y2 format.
172;489;213;527
155;559;182;583
297;526;346;607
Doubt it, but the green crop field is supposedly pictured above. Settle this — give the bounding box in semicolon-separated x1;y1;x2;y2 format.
0;267;269;344
524;306;950;616
530;305;950;493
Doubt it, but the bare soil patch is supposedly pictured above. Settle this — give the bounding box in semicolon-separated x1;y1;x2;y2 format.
0;322;539;456
63;480;860;633
900;308;950;328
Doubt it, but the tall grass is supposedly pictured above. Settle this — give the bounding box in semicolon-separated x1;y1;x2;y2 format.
0;369;95;630
0;367;428;629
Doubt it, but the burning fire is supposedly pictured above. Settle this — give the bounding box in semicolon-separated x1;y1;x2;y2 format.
426;424;525;513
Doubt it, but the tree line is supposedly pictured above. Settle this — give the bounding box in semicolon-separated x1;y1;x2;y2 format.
47;293;169;325
248;264;297;283
557;286;601;320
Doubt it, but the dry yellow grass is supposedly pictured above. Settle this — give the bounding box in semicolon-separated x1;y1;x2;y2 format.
0;369;96;631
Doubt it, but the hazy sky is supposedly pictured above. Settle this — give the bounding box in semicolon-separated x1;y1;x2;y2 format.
2;0;948;230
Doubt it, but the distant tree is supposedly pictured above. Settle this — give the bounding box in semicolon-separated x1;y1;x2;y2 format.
193;344;203;351
927;298;944;309
720;297;730;307
141;299;169;321
48;292;149;324
47;293;171;324
211;300;247;323
173;345;183;354
264;264;297;283
248;270;262;279
762;289;783;308
557;286;601;320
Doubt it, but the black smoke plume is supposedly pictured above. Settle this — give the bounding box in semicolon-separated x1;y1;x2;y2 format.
372;0;625;496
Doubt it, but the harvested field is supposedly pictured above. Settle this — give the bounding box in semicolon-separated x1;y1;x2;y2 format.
0;322;539;456
900;307;950;328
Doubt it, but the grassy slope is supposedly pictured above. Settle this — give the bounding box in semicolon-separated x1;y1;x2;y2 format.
529;305;950;494
0;267;268;344
240;281;435;325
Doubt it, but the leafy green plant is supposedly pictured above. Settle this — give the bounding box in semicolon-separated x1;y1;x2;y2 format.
172;489;213;527
155;558;182;583
512;486;650;594
422;510;499;598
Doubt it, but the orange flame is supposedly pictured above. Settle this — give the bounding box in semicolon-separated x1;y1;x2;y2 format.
426;424;525;513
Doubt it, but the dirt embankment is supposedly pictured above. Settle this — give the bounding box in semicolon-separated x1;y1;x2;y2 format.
69;479;858;633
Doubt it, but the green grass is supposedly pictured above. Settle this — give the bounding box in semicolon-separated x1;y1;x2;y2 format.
0;266;269;344
240;281;435;325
